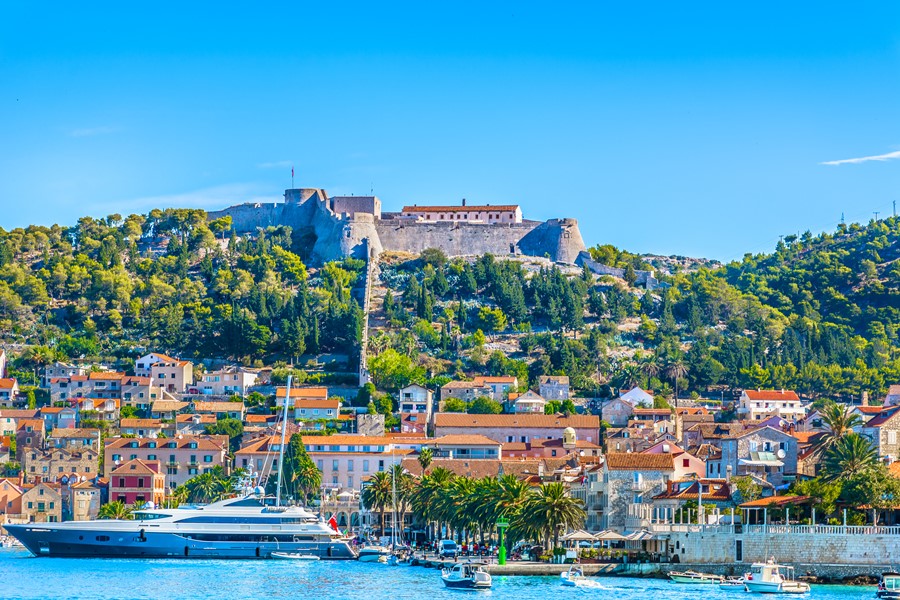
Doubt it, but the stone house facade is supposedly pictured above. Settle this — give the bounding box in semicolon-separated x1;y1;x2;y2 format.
21;482;62;523
538;376;570;400
21;447;99;484
713;426;798;487
434;413;600;445
601;398;634;427
601;453;679;532
104;435;229;489
860;407;900;462
70;480;101;521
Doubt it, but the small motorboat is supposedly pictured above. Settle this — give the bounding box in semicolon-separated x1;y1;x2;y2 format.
742;559;810;594
877;573;900;599
720;577;747;591
560;566;585;586
441;561;492;589
357;545;391;563
271;552;320;560
668;570;724;584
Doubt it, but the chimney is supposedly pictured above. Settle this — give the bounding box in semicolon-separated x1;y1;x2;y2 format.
462;198;467;207
861;391;869;407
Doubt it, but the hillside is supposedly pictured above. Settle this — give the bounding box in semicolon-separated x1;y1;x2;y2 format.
0;210;364;381
0;209;897;403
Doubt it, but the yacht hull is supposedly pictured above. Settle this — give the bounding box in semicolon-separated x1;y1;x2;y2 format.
5;524;357;559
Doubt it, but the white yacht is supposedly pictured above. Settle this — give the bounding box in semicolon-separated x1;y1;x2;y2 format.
743;560;810;594
5;495;357;559
357;545;391;563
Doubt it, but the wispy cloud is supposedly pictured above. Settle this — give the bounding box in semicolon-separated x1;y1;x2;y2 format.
257;160;292;169
821;149;900;166
70;126;119;138
92;183;277;214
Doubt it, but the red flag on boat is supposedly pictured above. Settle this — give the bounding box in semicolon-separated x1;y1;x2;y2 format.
328;515;339;532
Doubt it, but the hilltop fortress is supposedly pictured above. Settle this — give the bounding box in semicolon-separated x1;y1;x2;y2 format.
208;188;588;264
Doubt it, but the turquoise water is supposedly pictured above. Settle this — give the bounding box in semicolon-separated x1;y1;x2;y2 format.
0;548;871;600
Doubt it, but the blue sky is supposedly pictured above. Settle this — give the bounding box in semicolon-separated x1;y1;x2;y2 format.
2;3;899;261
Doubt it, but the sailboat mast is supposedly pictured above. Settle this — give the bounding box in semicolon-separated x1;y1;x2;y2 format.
275;374;293;507
391;450;397;548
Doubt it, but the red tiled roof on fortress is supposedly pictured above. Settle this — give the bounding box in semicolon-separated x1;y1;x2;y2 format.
402;205;519;213
743;389;800;401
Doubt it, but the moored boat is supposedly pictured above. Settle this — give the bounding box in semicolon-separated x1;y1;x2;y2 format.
742;559;810;594
560;566;585;586
877;572;900;599
668;570;724;584
271;551;320;560
720;577;747;591
441;561;492;589
357;545;391;563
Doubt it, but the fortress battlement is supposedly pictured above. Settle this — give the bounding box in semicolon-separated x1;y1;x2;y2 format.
208;187;587;265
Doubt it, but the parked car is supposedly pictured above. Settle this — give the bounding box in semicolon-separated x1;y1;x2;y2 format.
438;539;459;559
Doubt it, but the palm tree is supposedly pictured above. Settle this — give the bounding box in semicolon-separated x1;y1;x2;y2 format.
664;358;688;406
417;448;433;471
817;402;863;453
362;471;392;536
822;433;879;481
640;354;661;383
411;467;454;541
523;482;586;549
98;500;134;520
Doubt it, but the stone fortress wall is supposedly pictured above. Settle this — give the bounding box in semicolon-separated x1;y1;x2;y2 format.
208;187;588;265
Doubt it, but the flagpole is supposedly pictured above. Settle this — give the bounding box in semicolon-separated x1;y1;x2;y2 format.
291;165;294;189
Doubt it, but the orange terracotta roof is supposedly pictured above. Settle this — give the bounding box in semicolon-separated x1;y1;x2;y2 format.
245;414;277;424
791;431;824;444
193;401;244;413
119;419;163;428
472;376;517;385
855;406;887;415
110;458;161;476
50;428;100;438
88;371;125;381
739;495;812;507
146;353;179;363
40;407;66;414
292;399;340;410
402;205;519;213
864;407;900;428
276;386;329;399
0;378;17;389
604;452;675;471
743;389;800;401
435;413;598;429
429;434;501;447
175;413;217;423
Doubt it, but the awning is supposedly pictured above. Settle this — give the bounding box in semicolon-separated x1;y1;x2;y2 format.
594;530;627;541
625;530;655;541
561;529;598;542
739;458;784;467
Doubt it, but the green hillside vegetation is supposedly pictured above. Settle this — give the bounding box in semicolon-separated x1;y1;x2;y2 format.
370;217;900;402
0;209;364;382
1;208;898;404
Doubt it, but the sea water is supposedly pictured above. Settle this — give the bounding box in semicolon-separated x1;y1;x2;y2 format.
0;548;871;600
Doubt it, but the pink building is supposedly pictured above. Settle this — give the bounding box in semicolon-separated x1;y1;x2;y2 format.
434;413;600;445
109;459;166;506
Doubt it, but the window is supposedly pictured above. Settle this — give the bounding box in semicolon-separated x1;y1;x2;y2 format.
332;460;339;472
363;460;369;472
204;455;213;463
682;458;690;468
317;459;323;470
347;460;354;472
347;476;353;488
148;454;157;461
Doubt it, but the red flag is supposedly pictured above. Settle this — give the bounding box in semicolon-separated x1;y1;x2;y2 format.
328;515;339;532
291;166;294;178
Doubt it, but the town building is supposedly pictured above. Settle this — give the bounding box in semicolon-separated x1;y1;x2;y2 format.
885;385;900;407
39;406;77;431
601;452;705;532
0;477;24;521
601;397;635;427
440;380;493;406
191;400;246;421
434;413;600;445
0;409;38;438
47;428;102;452
704;425;798;486
398;384;433;415
21;447;99;484
150;400;190;421
426;434;502;460
330;195;382;219
104;435;229;489
737;389;807;422
70;480;101;521
41;362;85;388
109;459;166;506
193;367;259;396
73;397;120;423
473;376;518;401
619;386;654;406
175;413;217;435
119;418;168;438
121;376;163;411
538;375;570;400
21;482;62;523
510;390;547;414
15;419;45;461
860;407;900;463
0;378;20;407
134;353;194;393
400;202;523;224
